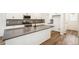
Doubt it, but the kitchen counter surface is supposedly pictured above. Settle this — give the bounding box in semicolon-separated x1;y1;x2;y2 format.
4;25;54;40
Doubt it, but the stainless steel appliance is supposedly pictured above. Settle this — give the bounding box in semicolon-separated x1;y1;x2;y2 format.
23;15;32;27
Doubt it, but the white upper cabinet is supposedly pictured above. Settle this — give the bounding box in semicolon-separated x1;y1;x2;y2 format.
27;13;42;19
6;13;49;19
6;13;44;19
6;13;24;19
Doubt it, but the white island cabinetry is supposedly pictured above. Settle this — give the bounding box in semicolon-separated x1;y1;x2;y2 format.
5;27;52;45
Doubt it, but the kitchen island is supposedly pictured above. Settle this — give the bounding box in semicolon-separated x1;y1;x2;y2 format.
4;25;53;45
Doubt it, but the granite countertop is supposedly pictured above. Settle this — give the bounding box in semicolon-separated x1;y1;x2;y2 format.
4;25;54;40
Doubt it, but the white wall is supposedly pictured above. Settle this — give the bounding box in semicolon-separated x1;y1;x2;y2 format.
78;14;79;36
48;13;61;32
0;13;6;36
60;13;66;35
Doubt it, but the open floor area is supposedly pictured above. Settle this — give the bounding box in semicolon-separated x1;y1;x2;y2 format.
41;30;79;45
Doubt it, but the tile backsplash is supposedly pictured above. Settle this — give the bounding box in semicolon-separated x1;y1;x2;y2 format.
6;19;45;26
6;19;23;26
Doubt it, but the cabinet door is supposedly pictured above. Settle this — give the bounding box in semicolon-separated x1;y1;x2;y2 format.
6;13;24;19
28;13;42;19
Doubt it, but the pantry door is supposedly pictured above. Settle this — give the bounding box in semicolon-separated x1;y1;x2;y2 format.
65;13;78;31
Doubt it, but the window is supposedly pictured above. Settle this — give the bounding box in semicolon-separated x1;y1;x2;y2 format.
70;13;78;21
